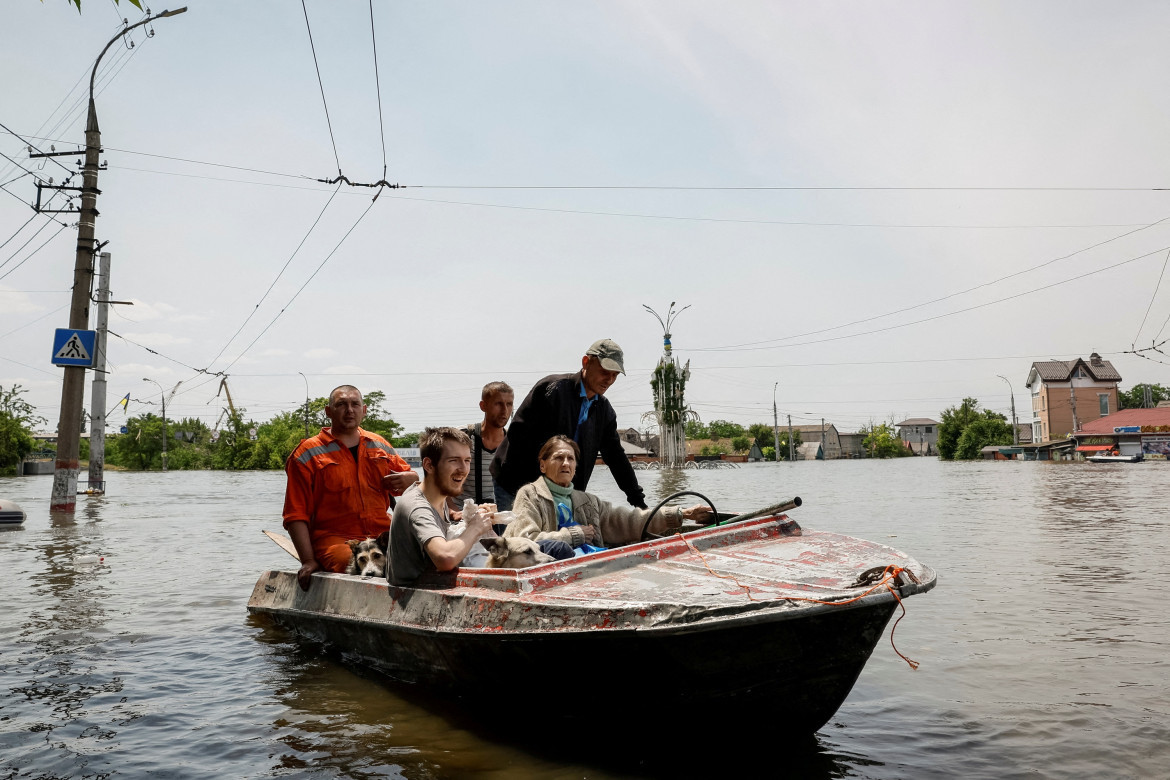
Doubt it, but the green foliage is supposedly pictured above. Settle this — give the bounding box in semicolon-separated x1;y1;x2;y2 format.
1118;383;1170;409
392;432;420;448
730;435;751;452
954;417;1014;460
707;419;746;441
103;394;404;471
684;419;709;439
860;422;911;458
361;390;403;441
938;398;1007;460
752;429;801;460
0;384;43;472
65;0;142;11
747;423;773;442
650;359;689;423
699;443;729;456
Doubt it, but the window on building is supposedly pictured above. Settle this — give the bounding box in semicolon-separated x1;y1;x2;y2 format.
1074;368;1086;378
1098;394;1109;416
925;426;933;433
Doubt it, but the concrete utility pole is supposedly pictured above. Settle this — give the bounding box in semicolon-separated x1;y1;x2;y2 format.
86;252;111;494
47;7;188;512
1069;384;1080;433
787;414;795;461
772;383;781;462
997;374;1019;445
143;378;168;472
821;418;826;459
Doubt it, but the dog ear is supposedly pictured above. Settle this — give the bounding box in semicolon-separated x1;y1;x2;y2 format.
376;531;389;552
480;536;504;552
347;539;361;554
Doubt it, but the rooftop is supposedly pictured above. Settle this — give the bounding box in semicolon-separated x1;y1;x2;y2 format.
1075;408;1170;435
895;418;939;427
1029;353;1121;384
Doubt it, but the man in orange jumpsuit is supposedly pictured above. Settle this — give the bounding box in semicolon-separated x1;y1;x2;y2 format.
283;385;418;590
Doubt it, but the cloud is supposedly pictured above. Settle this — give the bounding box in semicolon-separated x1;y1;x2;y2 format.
303;348;337;359
0;286;45;316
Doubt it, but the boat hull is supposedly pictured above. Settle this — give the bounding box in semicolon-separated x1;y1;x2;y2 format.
248;515;935;734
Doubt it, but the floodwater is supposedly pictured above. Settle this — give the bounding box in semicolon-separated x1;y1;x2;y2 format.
1;458;1167;779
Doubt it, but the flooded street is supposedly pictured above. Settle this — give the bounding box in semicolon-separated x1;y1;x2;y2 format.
1;459;1167;779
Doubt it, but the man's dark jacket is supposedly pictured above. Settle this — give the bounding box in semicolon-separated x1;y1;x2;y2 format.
491;371;646;508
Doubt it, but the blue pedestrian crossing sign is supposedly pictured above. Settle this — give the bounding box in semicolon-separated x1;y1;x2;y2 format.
51;329;97;367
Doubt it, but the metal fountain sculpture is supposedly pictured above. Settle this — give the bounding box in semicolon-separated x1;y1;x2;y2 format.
642;302;699;469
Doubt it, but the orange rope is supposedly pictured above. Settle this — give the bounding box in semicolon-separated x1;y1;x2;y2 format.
675;536;921;669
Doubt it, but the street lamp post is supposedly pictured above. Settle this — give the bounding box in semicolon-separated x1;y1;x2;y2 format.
143;378;168;472
772;383;781;462
298;372;310;440
48;7;188;512
997;374;1019;446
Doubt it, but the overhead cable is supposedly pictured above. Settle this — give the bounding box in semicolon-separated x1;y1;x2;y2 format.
301;0;343;176
1131;248;1169;348
203;183;343;369
368;0;389;184
681;246;1170;353
688;214;1170;352
220;197;377;373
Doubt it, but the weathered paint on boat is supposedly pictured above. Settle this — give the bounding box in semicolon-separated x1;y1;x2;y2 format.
248;514;936;733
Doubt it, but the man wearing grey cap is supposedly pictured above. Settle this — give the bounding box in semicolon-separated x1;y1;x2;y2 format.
490;339;647;510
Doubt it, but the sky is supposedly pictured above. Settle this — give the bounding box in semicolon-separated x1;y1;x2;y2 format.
3;0;1170;439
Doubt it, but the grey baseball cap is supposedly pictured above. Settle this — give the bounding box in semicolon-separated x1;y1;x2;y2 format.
585;338;626;374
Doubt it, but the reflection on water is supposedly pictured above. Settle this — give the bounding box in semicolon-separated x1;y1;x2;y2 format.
1;461;1168;779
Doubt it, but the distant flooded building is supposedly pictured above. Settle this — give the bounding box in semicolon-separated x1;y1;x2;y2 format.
1026;353;1121;443
791;423;842;459
894;418;940;455
837;432;869;458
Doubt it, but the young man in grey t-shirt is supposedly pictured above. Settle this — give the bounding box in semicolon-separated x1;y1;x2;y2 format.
387;427;494;585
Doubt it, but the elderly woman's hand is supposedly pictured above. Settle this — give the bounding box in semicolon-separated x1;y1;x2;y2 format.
683;505;713;523
580;524;599;543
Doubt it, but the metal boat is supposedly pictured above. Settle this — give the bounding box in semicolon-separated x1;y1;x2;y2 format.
1086;454;1143;463
248;509;936;734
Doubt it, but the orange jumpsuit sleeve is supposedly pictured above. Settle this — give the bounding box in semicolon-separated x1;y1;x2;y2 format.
282;450;314;530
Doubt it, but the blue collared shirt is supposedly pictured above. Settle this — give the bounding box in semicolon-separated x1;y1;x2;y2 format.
574;382;594;442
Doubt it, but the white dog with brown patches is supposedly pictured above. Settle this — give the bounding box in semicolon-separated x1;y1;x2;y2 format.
345;531;389;578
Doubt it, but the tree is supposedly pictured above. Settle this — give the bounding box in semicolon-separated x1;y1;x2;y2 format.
731;435;751;453
684;419;709;439
63;0;142;11
1118;383;1170;409
955;417;1014;460
938;398;1006;460
707;419;745;441
860;422;911;458
748;423;773;442
107;413;168;470
362;390;403;441
1;384;45;473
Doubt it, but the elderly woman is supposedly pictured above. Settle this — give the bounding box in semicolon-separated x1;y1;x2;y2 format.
505;435;712;552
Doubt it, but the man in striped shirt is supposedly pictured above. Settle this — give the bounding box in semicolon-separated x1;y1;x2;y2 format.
456;381;514;506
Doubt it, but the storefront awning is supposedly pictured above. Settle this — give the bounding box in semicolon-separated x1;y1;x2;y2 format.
1075;444;1113;452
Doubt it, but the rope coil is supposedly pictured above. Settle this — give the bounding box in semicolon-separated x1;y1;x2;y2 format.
675;534;921;670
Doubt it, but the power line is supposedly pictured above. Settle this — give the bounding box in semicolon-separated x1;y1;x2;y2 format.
681;246;1170;354
405;184;1170;192
0;303;69;341
301;0;342;176
220;197;378;373
368;0;389;183
690;214;1170;352
1132;248;1169;347
203;184;343;369
0;221;70;281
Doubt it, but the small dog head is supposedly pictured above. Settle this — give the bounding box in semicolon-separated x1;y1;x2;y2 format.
482;536;556;569
346;533;389;578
